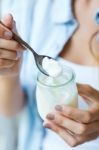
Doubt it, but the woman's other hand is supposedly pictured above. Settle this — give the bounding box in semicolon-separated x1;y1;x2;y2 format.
0;14;24;77
44;84;99;147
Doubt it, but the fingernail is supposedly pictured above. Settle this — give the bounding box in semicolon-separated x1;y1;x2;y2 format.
55;105;62;111
17;51;21;58
46;113;55;120
44;123;52;129
4;31;12;39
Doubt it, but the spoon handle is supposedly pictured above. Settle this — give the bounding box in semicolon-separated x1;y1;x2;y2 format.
0;21;37;56
13;32;37;55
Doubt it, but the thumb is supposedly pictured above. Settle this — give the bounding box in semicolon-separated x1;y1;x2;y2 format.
2;14;18;38
2;14;14;30
77;83;99;104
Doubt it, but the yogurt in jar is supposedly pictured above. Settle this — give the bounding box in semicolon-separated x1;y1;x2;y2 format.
36;58;78;120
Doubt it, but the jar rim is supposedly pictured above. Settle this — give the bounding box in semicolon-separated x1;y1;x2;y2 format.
37;65;76;88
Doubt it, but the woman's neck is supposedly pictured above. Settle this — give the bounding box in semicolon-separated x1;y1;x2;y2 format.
60;41;99;66
60;0;99;67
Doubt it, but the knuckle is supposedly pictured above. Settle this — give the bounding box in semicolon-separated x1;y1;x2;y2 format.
13;53;18;60
78;124;87;135
15;51;22;60
55;115;64;126
84;84;90;88
53;124;60;133
84;112;92;123
14;42;20;50
57;116;63;124
10;51;21;60
81;84;91;93
85;85;93;94
66;108;73;116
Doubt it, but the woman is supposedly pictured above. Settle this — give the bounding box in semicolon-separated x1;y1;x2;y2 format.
0;0;99;150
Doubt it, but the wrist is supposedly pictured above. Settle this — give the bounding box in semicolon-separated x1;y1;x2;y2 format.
0;75;25;116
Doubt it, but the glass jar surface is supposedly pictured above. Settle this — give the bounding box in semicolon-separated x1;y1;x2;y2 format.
36;65;78;120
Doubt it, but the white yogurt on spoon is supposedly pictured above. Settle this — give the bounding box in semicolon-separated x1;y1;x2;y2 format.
42;57;62;77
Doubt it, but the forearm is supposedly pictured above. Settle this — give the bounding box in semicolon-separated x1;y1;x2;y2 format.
0;76;24;116
0;15;25;116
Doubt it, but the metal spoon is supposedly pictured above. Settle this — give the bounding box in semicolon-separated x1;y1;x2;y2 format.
12;32;52;76
0;21;52;76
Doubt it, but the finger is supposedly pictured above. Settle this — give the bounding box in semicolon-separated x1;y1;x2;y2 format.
3;15;18;33
0;23;12;39
46;112;99;135
2;14;18;35
44;121;76;147
77;84;99;121
0;49;21;60
0;39;23;51
0;14;14;39
0;58;16;68
46;113;84;135
77;83;99;102
2;14;13;29
56;104;99;123
44;121;99;147
55;105;93;123
0;14;18;40
73;131;99;146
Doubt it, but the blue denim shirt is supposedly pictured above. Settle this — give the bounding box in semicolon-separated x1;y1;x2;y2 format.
0;0;79;150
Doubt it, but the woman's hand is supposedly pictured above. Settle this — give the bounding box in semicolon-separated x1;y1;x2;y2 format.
0;14;24;77
44;84;99;147
0;14;25;115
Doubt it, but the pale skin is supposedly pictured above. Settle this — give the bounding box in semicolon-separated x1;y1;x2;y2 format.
44;0;99;147
0;14;24;115
0;0;99;147
44;85;99;147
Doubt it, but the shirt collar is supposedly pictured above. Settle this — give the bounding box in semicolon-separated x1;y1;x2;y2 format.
52;0;74;23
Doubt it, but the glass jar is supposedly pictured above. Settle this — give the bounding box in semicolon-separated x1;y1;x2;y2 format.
36;65;78;120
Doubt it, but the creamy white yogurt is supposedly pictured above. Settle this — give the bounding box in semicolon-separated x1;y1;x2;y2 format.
42;57;62;77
